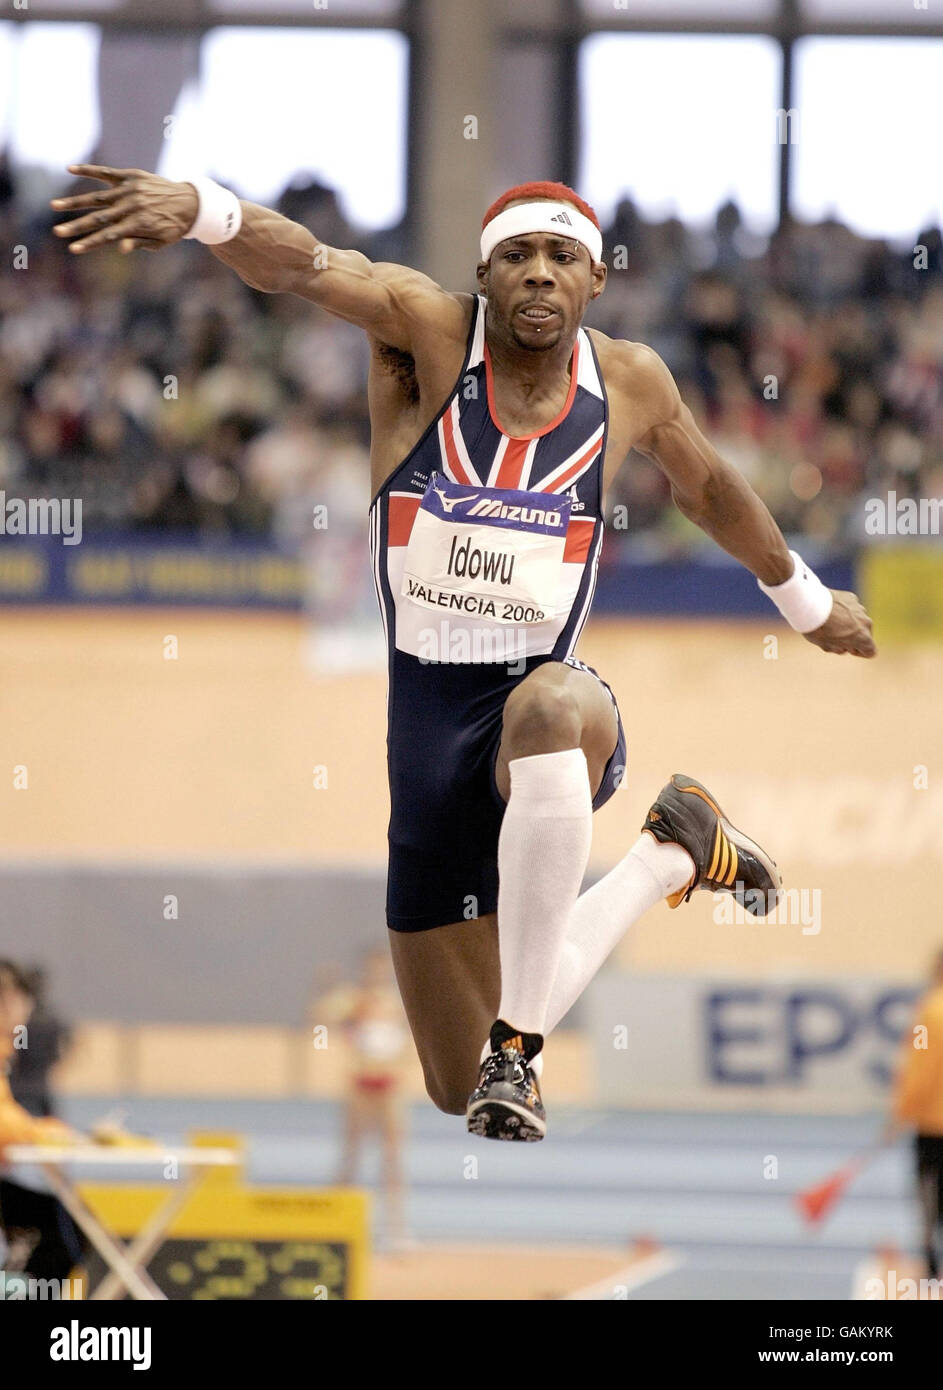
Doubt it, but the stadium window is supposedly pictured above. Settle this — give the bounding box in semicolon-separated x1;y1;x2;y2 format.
0;23;101;170
157;27;407;230
578;34;781;232
792;38;943;240
0;28;11;148
579;0;779;15
801;0;932;20
206;0;403;14
17;0;121;8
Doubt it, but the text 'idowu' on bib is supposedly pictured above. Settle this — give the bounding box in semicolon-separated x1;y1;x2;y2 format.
401;473;571;625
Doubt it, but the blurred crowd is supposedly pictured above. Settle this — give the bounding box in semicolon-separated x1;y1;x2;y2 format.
0;159;381;559
1;154;941;560
589;198;943;555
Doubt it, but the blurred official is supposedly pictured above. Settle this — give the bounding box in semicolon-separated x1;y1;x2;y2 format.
318;951;410;1248
0;962;84;1282
890;949;943;1278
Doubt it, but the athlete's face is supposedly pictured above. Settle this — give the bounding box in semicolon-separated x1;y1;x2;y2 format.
476;218;606;352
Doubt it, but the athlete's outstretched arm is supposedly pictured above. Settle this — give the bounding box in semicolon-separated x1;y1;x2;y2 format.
624;345;875;657
51;165;463;352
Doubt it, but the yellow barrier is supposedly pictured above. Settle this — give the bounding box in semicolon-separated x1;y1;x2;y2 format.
861;545;943;641
77;1132;369;1300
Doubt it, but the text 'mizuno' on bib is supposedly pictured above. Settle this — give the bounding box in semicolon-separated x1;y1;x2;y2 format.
401;472;571;625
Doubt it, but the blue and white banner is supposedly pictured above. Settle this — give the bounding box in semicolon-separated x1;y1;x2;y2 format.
0;534;306;608
0;530;857;617
586;972;921;1110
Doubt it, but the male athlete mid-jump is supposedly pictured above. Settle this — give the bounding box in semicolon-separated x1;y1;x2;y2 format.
52;170;875;1141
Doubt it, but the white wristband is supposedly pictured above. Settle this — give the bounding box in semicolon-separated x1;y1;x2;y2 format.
757;550;833;633
183;176;243;245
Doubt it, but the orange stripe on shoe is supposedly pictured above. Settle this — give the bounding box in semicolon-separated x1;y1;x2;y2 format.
707;823;723;880
677;783;724;818
666;867;698;909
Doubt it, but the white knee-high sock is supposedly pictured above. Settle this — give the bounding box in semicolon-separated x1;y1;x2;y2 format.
492;748;593;1041
542;832;695;1036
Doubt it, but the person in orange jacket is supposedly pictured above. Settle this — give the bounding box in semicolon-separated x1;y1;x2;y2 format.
0;960;79;1152
887;948;943;1278
0;960;84;1280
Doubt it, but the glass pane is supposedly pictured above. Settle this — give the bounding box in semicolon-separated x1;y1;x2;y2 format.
792;38;943;238
495;44;559;189
158;27;408;230
207;0;403;15
579;34;781;231
0;27;13;147
802;0;931;19
580;0;780;17
0;23;100;169
21;0;122;7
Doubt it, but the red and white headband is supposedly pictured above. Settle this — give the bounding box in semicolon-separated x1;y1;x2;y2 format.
480;201;603;264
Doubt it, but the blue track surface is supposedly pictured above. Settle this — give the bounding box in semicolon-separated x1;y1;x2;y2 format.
61;1097;920;1300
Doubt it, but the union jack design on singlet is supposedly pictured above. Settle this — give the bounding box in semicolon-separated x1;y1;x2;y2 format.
369;293;609;664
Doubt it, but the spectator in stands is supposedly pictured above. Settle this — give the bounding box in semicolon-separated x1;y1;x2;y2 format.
2;159;941;562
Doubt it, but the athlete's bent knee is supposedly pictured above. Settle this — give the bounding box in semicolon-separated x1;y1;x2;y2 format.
425;1077;469;1116
501;682;582;760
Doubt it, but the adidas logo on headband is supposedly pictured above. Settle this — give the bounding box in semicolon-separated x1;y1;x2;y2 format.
550;211;573;225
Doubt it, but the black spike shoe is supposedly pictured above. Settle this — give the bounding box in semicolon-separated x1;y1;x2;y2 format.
466;1020;546;1142
642;773;781;917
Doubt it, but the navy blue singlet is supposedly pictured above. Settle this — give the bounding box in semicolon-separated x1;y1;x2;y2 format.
369;294;626;931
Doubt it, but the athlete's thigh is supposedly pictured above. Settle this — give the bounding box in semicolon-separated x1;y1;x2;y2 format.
388;913;500;1114
495;658;620;801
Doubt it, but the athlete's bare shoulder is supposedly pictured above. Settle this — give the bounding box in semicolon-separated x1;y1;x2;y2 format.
367;290;475;403
302;244;472;355
283;235;474;360
367;281;473;354
587;330;679;421
366;290;476;490
585;328;682;455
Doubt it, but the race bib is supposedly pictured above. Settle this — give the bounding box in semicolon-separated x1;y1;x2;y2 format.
401;473;570;625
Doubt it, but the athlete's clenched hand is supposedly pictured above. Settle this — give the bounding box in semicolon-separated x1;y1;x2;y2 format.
803;590;876;658
50;164;199;254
